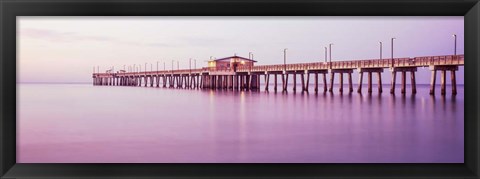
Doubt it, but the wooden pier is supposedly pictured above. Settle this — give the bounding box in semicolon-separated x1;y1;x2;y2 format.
93;54;464;95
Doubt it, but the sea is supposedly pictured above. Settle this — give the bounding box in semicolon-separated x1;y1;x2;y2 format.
17;83;464;163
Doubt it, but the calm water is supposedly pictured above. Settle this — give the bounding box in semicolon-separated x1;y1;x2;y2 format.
17;83;464;163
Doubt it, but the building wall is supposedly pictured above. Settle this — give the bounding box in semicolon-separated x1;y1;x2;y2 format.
215;59;254;69
208;57;255;71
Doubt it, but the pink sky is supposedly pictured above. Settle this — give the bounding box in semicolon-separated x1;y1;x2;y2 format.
17;16;464;84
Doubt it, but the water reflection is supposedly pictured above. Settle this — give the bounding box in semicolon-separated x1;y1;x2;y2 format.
17;84;464;163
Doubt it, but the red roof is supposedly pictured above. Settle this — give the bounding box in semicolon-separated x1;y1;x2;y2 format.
214;55;257;62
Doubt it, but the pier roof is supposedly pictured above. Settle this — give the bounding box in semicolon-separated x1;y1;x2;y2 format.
214;55;257;62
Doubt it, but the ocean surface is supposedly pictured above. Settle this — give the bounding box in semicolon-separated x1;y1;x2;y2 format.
17;83;464;163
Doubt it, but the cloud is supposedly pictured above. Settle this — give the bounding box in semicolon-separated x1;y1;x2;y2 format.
19;28;232;48
20;28;111;42
19;28;175;47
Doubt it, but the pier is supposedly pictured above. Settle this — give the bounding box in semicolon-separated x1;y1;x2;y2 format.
92;54;464;95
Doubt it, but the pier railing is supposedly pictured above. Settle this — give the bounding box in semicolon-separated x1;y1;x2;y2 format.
234;55;464;72
93;54;463;77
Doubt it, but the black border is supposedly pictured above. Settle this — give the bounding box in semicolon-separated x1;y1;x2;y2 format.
1;0;479;178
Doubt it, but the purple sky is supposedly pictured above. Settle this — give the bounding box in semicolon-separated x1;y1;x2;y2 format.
17;16;464;84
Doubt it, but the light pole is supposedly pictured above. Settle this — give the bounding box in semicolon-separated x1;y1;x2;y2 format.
145;63;147;73
157;61;159;71
189;58;192;73
391;38;396;67
283;48;288;72
453;34;457;55
379;42;383;60
249;52;252;59
329;43;334;69
150;63;153;71
194;59;196;69
177;61;179;70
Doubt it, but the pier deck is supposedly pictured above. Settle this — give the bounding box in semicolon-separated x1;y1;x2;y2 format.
92;54;464;95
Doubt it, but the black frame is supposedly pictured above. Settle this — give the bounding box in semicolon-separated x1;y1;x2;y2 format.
1;0;479;178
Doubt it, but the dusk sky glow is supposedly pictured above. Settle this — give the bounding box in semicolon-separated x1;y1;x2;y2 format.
18;16;464;83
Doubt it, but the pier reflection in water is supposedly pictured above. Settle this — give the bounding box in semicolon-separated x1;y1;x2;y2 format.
17;83;463;163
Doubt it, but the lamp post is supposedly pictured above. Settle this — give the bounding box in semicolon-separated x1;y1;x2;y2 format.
453;34;457;55
189;58;192;73
177;61;179;70
249;52;252;59
391;38;396;67
157;61;159;71
145;63;147;73
379;42;383;60
194;59;196;69
283;48;287;72
329;43;334;69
